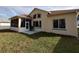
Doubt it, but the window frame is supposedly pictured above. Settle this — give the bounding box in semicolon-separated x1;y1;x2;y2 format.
37;14;41;18
39;21;41;27
77;15;79;21
53;19;59;28
33;20;42;28
33;14;36;19
53;19;66;30
59;19;66;28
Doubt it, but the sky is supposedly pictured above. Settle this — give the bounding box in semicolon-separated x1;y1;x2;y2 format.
0;6;79;20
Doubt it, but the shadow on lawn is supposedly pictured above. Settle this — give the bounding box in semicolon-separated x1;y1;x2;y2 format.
0;29;17;32
21;32;79;53
53;36;79;53
20;32;60;39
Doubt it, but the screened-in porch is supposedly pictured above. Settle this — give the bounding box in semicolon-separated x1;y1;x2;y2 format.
10;16;33;32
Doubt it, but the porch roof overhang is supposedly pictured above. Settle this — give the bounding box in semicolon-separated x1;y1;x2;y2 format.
10;15;32;20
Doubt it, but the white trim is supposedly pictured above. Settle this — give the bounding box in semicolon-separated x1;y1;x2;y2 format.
53;19;66;29
18;18;21;28
33;20;42;31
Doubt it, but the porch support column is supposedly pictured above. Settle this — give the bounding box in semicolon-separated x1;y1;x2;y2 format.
18;18;21;28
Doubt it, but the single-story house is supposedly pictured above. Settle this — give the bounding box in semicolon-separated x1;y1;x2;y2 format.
0;19;10;30
10;8;79;37
77;13;79;28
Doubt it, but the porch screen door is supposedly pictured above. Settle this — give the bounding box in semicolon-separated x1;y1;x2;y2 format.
25;22;29;31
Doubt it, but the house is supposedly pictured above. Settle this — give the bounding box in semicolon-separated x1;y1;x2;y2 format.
0;19;10;30
10;8;79;37
77;12;79;28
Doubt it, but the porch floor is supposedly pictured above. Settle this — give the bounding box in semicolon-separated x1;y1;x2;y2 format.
21;31;40;35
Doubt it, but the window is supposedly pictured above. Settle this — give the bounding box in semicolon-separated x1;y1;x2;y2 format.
59;19;65;28
33;21;41;27
38;14;41;18
33;14;36;19
33;14;41;19
33;21;38;27
77;15;79;20
53;19;66;29
21;19;25;27
35;21;38;27
39;21;41;27
53;20;58;28
33;21;35;26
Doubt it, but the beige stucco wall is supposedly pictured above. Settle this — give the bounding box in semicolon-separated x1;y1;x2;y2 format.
29;9;48;31
30;9;78;37
77;12;79;28
45;13;78;37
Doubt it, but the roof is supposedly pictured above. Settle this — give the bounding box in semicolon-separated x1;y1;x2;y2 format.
29;8;79;16
48;9;79;16
29;8;49;15
10;14;32;20
10;8;79;19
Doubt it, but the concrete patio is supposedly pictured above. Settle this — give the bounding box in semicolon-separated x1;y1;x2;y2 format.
20;30;40;35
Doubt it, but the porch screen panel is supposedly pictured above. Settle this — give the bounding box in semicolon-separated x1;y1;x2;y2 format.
21;18;25;27
11;19;18;27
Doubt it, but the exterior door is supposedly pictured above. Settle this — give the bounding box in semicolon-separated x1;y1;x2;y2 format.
25;22;29;31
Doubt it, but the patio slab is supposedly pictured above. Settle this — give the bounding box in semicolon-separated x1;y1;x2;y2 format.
21;31;40;35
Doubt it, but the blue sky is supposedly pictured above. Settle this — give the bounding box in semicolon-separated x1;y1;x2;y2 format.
0;6;79;20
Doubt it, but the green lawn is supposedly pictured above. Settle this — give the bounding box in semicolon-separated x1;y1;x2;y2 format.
0;29;79;53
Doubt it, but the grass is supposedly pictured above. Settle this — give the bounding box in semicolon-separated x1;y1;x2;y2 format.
0;29;78;53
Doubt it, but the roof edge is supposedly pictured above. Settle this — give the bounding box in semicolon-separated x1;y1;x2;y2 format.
28;8;49;15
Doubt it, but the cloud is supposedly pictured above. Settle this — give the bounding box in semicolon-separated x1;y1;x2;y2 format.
48;6;79;11
8;6;30;14
0;6;79;20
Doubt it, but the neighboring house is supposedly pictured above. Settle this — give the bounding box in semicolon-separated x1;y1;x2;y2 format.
0;19;10;30
10;8;79;37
